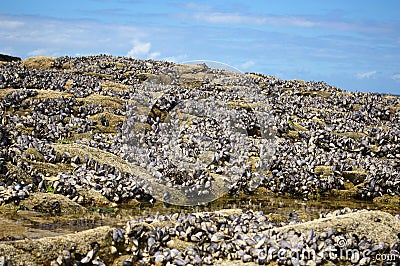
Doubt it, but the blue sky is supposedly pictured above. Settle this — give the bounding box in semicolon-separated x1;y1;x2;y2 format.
1;0;399;94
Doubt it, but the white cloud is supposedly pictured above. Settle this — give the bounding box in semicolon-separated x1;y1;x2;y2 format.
392;73;400;81
0;47;16;55
184;3;213;11
356;70;377;79
0;20;24;29
163;54;188;63
126;40;160;59
193;13;315;27
27;48;50;56
127;40;150;56
190;12;398;34
240;60;255;70
0;14;151;58
149;52;161;58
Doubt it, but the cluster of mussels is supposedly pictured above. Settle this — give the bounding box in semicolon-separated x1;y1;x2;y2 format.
35;209;399;265
0;54;399;207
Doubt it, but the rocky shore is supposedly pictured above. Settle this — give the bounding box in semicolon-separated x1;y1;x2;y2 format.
0;55;399;265
1;208;400;265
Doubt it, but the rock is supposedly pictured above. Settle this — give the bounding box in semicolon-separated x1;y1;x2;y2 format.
0;226;114;265
264;210;400;244
373;195;400;206
19;192;87;215
112;255;132;266
342;170;368;185
20;56;55;70
0;54;21;62
75;186;112;207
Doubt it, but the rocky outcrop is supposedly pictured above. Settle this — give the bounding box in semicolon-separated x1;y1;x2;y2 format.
0;54;21;62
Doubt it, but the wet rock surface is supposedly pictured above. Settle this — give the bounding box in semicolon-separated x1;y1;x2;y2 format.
0;55;399;264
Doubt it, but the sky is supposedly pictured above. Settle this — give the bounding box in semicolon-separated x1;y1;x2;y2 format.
1;0;399;95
